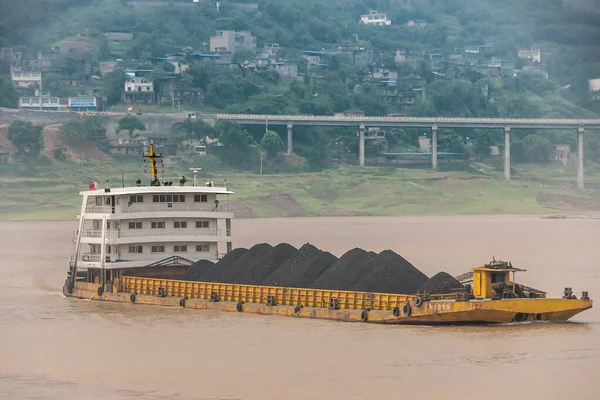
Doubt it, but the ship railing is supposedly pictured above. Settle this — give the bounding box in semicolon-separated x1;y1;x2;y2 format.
74;253;102;263
83;204;230;215
120;203;229;214
81;229;103;238
85;206;113;214
81;228;232;239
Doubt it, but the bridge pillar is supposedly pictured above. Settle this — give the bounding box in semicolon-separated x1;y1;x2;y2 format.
287;123;293;155
578;127;584;189
504;127;511;181
431;125;438;169
359;124;365;167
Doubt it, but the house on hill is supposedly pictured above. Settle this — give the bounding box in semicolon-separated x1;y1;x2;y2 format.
360;10;391;25
104;32;134;42
209;30;256;54
123;70;154;104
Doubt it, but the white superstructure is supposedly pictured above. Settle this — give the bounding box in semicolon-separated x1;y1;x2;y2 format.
68;144;234;286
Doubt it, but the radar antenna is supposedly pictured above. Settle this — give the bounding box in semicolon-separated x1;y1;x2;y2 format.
189;167;202;187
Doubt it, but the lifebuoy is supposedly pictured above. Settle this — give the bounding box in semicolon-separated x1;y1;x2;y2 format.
179;298;186;307
361;310;368;322
403;303;412;317
236;301;243;312
414;297;423;308
393;307;400;317
130;293;136;303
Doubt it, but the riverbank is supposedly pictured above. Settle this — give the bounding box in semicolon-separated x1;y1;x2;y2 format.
2;159;600;220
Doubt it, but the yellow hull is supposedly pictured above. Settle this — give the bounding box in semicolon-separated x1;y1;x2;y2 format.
64;280;592;325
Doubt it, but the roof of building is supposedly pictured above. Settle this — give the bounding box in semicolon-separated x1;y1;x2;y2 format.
80;186;234;196
105;32;134;41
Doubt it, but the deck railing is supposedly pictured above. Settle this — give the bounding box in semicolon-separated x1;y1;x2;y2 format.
84;203;229;214
80;228;231;239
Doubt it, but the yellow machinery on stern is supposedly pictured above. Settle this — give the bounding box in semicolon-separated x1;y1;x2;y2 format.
65;258;593;325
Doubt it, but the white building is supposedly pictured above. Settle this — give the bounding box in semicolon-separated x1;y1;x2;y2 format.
19;96;61;110
11;70;41;88
360;10;391;25
123;77;154;103
518;48;541;63
210;30;256;53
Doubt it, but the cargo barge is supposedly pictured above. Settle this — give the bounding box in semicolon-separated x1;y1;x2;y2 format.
62;144;593;324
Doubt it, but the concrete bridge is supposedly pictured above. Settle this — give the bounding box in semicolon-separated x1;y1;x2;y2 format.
216;114;600;189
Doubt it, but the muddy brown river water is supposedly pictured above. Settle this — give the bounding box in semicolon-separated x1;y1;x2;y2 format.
1;216;599;399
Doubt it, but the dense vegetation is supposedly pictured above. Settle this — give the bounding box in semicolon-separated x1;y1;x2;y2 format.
2;0;600;170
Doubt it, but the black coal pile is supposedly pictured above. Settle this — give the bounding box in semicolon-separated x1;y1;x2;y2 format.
309;248;377;290
418;272;463;294
177;259;216;281
200;243;272;283
178;242;436;295
178;247;247;281
231;243;298;285
261;243;338;288
348;250;429;294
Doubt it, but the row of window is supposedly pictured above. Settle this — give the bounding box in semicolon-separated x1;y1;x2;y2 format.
132;244;211;254
131;194;209;203
127;221;211;229
92;244;211;254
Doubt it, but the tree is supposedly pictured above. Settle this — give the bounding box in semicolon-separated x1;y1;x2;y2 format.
0;76;18;108
170;118;216;140
117;115;146;138
60;116;108;142
7;120;44;157
105;68;126;106
214;120;259;169
473;129;501;158
261;130;284;158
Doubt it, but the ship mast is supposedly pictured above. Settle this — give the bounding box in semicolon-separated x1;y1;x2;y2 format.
143;143;163;186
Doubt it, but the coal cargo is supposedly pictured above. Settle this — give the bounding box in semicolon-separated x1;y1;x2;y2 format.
348;250;429;294
261;243;338;288
178;247;248;282
418;272;464;294
201;244;273;283
309;248;377;290
231;242;298;285
178;259;216;281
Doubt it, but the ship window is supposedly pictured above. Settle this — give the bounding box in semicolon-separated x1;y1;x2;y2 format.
491;272;506;283
196;244;210;252
128;222;142;229
174;245;187;252
196;221;209;228
194;194;208;202
130;194;143;203
107;245;112;254
174;221;187;228
151;221;165;229
152;194;185;203
151;245;165;253
128;245;143;254
95;197;103;205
